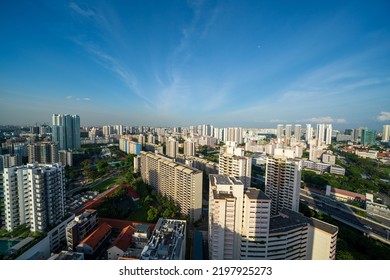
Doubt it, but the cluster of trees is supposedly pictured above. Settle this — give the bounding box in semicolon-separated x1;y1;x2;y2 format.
131;178;180;222
302;152;390;195
97;185;132;219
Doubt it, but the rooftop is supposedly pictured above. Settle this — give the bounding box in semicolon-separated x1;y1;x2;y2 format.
79;223;112;249
309;218;339;235
140;219;186;260
211;174;243;186
245;188;270;200
269;209;309;233
110;225;134;252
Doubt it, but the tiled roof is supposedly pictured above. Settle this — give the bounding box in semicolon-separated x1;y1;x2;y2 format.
110;225;134;252
80;223;112;249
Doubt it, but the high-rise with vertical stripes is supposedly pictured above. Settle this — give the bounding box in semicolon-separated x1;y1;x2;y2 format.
52;114;81;150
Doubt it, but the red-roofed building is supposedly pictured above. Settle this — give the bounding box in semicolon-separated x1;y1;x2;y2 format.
325;185;366;202
107;225;134;260
76;222;112;258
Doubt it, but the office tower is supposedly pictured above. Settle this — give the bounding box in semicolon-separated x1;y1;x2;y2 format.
184;139;195;156
208;175;271;260
219;142;252;189
294;124;302;141
166;137;178;158
361;129;376;146
66;209;98;251
52;114;81;150
140;151;202;223
3;163;65;232
28;142;59;164
265;155;302;216
383;125;390;142
276;124;284;140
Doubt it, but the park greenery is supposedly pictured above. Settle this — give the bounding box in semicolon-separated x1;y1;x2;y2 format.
302;148;390;196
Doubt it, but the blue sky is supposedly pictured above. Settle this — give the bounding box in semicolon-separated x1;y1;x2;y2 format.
0;0;389;129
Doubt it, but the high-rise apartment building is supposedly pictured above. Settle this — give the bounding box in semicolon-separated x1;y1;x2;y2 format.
52;114;81;150
265;156;302;216
276;124;284;140
315;123;332;146
294;124;302;141
382;125;390;142
140;151;202;223
219;142;251;189
2;163;65;232
184;139;195;156
166;137;178;158
28;142;59;164
305;124;313;142
208;174;338;260
208;175;271;260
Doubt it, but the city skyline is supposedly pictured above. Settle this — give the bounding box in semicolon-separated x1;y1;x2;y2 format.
1;1;390;129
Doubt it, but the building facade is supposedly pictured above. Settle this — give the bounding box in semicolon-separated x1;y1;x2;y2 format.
140;151;202;223
52;114;81;150
3;163;65;232
219;142;252;189
265;156;302;216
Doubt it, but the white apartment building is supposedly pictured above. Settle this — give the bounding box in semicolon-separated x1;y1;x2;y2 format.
219;142;252;189
166;137;178;158
265;156;302;216
183;139;195;156
208;175;271;260
140;151;202;223
3;163;65;232
208;175;338;260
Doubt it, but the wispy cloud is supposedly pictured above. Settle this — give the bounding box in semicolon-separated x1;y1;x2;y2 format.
377;112;390;121
66;95;73;99
303;116;347;123
83;97;91;101
69;2;96;18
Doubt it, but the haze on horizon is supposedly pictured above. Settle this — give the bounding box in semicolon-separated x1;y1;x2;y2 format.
0;1;389;130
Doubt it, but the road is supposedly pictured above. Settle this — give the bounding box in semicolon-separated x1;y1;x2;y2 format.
300;191;390;245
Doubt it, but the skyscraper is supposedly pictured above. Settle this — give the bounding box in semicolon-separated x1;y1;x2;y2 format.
52;114;81;150
265;155;302;216
305;124;313;142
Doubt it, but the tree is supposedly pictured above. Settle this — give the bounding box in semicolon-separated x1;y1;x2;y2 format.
147;206;158;222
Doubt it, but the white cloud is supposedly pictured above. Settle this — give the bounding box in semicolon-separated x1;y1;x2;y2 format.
66;96;73;99
83;98;91;101
303;116;346;123
69;2;96;18
270;119;286;123
377;112;390;121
